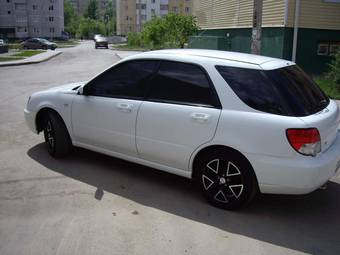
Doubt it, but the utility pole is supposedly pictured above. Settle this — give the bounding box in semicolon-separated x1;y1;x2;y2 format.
251;0;263;55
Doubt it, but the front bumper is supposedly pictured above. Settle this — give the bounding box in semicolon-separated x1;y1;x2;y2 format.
24;108;38;134
247;130;340;194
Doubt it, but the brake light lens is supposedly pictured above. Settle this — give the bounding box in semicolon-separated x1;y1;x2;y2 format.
286;128;321;157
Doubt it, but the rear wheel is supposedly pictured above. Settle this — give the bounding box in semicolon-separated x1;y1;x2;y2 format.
43;111;72;158
195;149;258;210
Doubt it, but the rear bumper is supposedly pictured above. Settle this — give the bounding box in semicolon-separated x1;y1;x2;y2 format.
247;130;340;194
24;108;38;134
95;42;108;47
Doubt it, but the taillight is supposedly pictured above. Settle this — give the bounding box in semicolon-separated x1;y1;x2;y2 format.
286;128;321;157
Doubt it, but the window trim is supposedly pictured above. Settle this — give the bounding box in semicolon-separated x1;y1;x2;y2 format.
84;59;160;100
144;60;222;109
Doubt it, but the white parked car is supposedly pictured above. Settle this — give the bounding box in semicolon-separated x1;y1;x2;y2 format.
24;49;340;210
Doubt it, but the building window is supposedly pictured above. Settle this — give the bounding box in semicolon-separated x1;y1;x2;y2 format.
160;4;168;10
330;42;340;55
151;9;156;16
141;15;146;20
50;27;55;33
48;5;54;11
33;5;38;10
185;7;190;13
172;7;178;13
8;11;11;14
49;17;54;22
126;16;129;20
318;41;340;56
136;3;146;9
33;27;39;33
317;43;329;56
16;16;27;22
7;0;10;3
15;3;26;10
151;0;155;3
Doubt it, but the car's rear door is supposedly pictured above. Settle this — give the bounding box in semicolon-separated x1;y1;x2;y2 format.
136;60;222;171
72;60;159;157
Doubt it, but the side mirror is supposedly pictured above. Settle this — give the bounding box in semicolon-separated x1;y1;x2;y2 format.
78;85;90;96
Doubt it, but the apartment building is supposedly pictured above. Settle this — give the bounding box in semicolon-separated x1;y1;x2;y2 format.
0;0;64;39
191;0;340;74
116;0;192;35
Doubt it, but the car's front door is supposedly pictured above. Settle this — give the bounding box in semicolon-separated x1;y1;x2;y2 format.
72;60;159;157
136;61;222;171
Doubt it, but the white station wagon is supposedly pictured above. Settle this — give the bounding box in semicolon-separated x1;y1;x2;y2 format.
25;49;340;210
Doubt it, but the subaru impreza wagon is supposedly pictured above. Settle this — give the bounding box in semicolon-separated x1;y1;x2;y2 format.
24;49;340;210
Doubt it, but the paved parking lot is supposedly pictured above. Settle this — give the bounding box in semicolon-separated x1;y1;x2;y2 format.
0;41;339;255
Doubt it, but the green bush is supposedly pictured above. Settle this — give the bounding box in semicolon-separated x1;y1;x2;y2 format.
127;32;142;47
327;50;340;88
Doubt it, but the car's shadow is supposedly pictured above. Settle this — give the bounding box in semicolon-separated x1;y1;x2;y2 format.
28;143;340;254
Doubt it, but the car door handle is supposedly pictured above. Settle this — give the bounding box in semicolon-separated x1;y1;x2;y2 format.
117;103;133;112
190;113;210;123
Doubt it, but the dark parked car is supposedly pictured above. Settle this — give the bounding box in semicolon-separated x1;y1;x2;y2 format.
95;36;108;49
0;39;8;53
21;38;57;50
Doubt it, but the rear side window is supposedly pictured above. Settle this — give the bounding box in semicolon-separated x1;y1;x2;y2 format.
147;61;218;107
87;60;159;99
216;65;329;117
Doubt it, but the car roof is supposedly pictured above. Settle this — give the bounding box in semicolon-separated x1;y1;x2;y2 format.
129;49;294;70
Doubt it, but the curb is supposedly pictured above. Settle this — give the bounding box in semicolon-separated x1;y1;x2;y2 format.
0;51;62;67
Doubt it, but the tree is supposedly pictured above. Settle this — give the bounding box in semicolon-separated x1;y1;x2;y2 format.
76;17;105;39
85;0;99;20
141;13;198;49
64;0;79;37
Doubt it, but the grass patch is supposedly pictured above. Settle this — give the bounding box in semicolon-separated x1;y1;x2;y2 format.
13;50;44;57
0;56;24;62
112;44;146;51
315;77;340;100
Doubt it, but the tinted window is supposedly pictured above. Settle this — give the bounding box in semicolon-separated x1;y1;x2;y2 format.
147;61;217;107
87;60;158;99
216;65;329;117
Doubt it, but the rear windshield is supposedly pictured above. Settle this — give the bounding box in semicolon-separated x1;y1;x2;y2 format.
216;65;329;117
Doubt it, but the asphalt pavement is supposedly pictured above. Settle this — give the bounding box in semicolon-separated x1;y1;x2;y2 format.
0;41;339;255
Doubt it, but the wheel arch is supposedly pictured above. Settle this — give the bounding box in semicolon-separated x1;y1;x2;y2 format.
191;145;259;185
35;107;65;134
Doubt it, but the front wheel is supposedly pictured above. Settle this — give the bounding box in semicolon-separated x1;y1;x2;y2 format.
43;111;72;158
196;149;258;210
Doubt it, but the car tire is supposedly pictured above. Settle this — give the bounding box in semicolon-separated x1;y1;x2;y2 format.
195;148;258;210
43;111;72;158
106;46;108;49
42;45;47;50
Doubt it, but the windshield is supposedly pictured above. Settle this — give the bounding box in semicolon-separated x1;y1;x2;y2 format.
216;65;329;117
